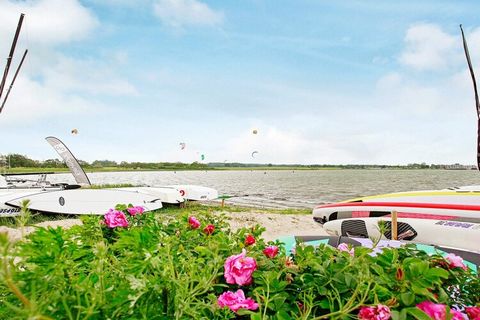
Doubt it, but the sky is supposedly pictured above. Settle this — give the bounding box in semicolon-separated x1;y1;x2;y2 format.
1;0;480;165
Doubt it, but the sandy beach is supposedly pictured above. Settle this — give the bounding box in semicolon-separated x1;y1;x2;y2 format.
0;210;327;242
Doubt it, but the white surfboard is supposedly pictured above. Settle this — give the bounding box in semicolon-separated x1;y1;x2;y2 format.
115;186;184;204
0;189;56;217
5;189;163;215
313;187;480;224
322;217;480;253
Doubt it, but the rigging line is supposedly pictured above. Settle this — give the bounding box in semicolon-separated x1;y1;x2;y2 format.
0;13;25;102
0;49;28;114
460;24;480;171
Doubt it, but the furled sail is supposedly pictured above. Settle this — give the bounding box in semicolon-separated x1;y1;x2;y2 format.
45;136;91;186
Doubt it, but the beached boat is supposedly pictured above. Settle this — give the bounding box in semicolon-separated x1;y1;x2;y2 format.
0;137;219;217
312;186;480;225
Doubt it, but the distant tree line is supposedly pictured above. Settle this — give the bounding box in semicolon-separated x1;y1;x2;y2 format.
1;154;476;170
1;154;209;170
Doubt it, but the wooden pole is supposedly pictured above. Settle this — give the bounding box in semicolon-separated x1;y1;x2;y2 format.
391;210;398;240
221;199;225;207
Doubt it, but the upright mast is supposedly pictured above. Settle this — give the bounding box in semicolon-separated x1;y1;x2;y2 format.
460;24;480;170
0;49;28;114
0;13;25;114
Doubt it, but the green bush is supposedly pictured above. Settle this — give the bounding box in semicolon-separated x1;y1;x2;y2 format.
0;205;479;319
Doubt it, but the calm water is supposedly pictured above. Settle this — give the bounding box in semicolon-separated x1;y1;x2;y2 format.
48;169;480;209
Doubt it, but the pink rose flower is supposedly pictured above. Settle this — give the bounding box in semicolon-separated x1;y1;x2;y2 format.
466;306;480;320
337;243;354;256
263;245;279;258
104;209;129;228
245;234;256;246
417;301;446;319
203;224;215;235
417;301;465;320
224;249;257;286
127;206;145;216
188;216;201;229
217;289;258;313
358;304;391;320
450;309;467;320
444;253;468;270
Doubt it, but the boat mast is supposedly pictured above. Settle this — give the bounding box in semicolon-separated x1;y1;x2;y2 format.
0;13;25;114
460;24;480;171
0;49;28;114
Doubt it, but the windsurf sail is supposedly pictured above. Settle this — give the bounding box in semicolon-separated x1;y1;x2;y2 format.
45;136;91;186
460;24;480;171
0;13;25;111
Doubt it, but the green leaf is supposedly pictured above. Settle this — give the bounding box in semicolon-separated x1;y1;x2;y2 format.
408;261;429;277
400;292;415;306
250;313;263;320
275;310;292;320
319;299;330;309
424;268;449;280
391;309;407;320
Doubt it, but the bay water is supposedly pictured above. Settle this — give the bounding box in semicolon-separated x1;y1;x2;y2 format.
48;169;480;209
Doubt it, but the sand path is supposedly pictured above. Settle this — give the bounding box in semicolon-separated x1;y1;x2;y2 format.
0;212;327;242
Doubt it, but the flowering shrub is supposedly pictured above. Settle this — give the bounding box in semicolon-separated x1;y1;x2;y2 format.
104;208;129;228
203;223;215;235
217;289;259;313
0;203;479;319
188;215;201;229
263;245;279;258
245;234;256;246
358;304;391;320
466;306;480;320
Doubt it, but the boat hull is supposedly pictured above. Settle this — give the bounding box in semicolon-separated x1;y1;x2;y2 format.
3;189;163;216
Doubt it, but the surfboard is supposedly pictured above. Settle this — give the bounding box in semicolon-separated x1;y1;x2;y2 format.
322;217;480;253
115;186;184;204
4;189;163;215
312;186;480;224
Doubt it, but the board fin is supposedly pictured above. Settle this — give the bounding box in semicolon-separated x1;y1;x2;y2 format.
45;136;91;186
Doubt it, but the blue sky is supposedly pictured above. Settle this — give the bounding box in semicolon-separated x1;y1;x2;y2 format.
1;0;480;165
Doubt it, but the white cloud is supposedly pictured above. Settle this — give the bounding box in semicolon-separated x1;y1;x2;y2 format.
0;0;99;46
399;23;456;71
0;75;101;123
42;56;138;96
0;1;136;124
153;0;224;28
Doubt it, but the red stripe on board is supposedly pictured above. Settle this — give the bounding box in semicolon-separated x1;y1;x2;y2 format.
315;201;480;211
350;211;456;220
